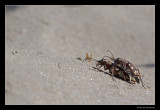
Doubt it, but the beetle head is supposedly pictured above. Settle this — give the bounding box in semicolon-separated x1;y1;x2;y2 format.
96;58;105;67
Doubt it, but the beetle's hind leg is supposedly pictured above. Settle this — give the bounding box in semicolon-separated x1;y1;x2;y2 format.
140;78;150;89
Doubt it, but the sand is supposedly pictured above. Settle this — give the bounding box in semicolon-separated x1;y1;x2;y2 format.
5;5;155;105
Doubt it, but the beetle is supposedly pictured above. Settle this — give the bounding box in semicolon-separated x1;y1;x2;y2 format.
95;56;135;83
95;50;149;88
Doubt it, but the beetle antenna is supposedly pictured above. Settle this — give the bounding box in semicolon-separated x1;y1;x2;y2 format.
103;56;115;62
107;50;115;59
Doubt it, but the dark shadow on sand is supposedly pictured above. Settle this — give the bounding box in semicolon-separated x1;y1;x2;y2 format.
136;63;155;68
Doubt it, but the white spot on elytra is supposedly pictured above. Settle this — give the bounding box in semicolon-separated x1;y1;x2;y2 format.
134;71;137;74
115;68;119;71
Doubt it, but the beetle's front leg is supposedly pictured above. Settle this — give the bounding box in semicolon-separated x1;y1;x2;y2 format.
127;75;136;84
96;65;102;69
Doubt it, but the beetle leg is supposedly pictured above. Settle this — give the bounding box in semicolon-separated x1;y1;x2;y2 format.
129;75;131;82
127;74;135;84
111;66;116;81
104;65;108;70
123;75;126;81
123;58;126;69
120;71;126;81
137;69;150;89
94;65;103;72
97;65;102;69
130;77;135;84
128;75;134;84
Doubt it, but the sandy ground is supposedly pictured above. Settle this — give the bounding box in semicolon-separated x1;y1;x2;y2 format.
5;5;155;105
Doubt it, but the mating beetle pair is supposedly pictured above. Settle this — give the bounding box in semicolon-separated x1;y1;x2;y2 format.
80;50;149;88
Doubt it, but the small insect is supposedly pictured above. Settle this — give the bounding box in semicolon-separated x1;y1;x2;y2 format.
95;50;150;88
77;53;93;63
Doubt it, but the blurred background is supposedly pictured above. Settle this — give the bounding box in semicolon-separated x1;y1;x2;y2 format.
5;5;155;104
5;5;155;64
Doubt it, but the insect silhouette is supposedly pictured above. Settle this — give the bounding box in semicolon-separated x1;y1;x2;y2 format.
95;50;150;89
